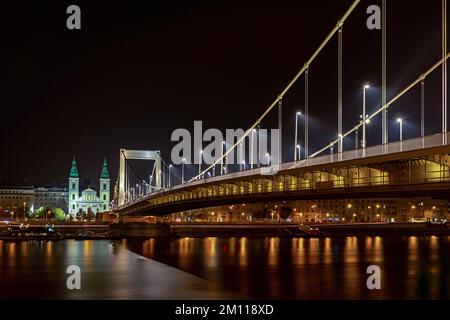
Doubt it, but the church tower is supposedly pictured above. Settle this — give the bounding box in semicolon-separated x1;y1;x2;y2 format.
99;158;110;212
68;157;79;215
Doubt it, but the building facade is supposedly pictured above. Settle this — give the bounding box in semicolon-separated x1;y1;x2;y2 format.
68;158;110;216
0;185;68;218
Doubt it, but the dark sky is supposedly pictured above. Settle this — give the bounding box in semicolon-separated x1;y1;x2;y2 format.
0;0;445;187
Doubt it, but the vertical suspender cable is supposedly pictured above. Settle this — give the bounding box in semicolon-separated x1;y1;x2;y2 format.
278;97;283;164
305;67;309;158
443;0;448;137
338;25;343;154
382;0;388;146
421;79;425;137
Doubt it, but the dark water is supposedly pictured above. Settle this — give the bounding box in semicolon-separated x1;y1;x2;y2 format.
1;236;450;299
127;236;450;300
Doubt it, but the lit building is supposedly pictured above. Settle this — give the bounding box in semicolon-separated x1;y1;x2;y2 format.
0;184;68;217
68;158;110;216
0;185;35;219
34;187;68;211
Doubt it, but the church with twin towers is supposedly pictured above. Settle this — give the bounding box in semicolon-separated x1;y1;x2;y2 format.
68;157;110;216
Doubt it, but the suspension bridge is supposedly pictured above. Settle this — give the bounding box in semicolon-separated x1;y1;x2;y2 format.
112;0;450;218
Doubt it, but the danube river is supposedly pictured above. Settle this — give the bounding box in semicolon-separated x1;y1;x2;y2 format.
1;236;449;299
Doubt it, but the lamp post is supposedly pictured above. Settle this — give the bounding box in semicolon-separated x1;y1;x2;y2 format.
362;85;370;149
251;129;256;169
221;142;226;175
241;160;246;171
198;150;203;177
266;153;271;166
296;145;301;161
295;112;302;161
182;158;186;184
397;118;403;141
168;164;173;187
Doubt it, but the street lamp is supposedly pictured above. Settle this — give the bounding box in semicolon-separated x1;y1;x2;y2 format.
168;164;173;187
362;84;370;149
182;158;186;184
295;112;302;161
221;142;226;175
397;118;403;141
251;129;257;169
241;160;246;171
347;203;352;220
266;153;271;166
199;150;203;177
296;145;301;161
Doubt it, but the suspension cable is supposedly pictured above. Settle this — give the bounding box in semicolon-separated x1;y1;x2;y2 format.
309;52;450;159
188;0;361;182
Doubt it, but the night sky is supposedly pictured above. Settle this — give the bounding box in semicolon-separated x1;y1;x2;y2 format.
1;0;446;187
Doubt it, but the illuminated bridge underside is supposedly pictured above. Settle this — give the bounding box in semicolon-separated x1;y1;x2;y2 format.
117;143;450;217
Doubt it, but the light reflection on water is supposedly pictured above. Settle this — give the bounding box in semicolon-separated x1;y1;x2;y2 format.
0;239;231;300
128;236;450;300
1;236;450;299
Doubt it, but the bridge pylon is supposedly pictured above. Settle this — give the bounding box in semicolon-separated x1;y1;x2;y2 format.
118;149;161;207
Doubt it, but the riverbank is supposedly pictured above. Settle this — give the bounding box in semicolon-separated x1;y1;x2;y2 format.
170;222;450;237
1;222;449;239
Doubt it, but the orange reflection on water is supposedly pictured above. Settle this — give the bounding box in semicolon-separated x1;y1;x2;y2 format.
143;239;155;257
323;238;332;264
308;238;319;264
343;237;358;263
407;236;418;263
203;237;218;267
291;238;305;265
8;242;16;261
267;238;279;266
342;237;361;299
229;237;236;257
177;237;194;270
238;237;248;267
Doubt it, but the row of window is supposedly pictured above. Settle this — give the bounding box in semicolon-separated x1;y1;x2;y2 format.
71;204;107;210
71;194;108;200
71;183;108;190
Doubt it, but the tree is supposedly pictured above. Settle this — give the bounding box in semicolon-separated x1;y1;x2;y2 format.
34;207;47;219
53;208;66;221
